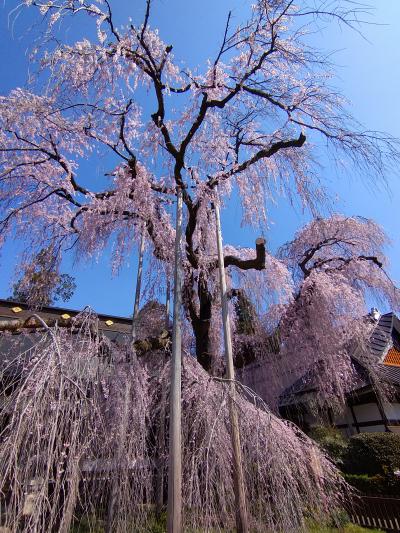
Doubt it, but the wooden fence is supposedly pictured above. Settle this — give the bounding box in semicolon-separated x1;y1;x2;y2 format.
348;496;400;531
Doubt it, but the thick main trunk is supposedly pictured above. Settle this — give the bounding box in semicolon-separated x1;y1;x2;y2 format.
192;273;213;373
192;316;212;372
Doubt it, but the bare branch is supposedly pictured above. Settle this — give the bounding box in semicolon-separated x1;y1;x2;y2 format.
208;132;307;188
224;238;266;270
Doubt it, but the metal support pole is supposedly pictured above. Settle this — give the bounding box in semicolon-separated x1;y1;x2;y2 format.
165;278;171;329
167;188;183;533
155;277;171;516
214;193;249;533
155;384;167;516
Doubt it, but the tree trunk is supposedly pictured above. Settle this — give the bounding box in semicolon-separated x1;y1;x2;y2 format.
192;273;213;372
192;317;212;372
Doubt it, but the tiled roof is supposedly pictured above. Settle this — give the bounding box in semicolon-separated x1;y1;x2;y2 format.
371;312;400;384
369;312;393;359
382;365;400;385
0;299;133;369
279;357;369;407
384;347;400;367
0;298;133;334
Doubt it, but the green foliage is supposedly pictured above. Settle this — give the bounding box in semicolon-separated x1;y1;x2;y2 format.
69;512;233;533
51;273;76;303
233;289;257;335
309;426;348;466
341;525;383;533
306;507;383;532
11;247;76;307
343;473;385;495
12;272;76;306
70;517;104;532
70;511;167;533
307;521;383;533
342;432;400;495
144;511;167;533
343;432;400;476
343;472;400;496
331;509;351;529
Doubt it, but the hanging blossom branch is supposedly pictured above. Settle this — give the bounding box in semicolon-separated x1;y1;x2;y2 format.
0;318;349;531
1;0;400;369
263;215;400;412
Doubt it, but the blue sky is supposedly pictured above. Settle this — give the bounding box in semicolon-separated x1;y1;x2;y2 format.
0;0;399;317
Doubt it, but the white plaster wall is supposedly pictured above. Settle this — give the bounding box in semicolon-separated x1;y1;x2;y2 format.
360;425;386;433
334;407;358;436
353;403;381;423
383;402;400;420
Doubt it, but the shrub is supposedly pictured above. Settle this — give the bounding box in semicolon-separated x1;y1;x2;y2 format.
343;472;400;497
343;473;386;495
343;432;400;476
309;426;348;466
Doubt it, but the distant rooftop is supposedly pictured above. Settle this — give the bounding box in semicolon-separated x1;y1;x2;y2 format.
0;298;132;335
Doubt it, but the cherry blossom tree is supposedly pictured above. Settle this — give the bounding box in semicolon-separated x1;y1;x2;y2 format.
279;215;400;406
1;0;399;372
237;215;400;413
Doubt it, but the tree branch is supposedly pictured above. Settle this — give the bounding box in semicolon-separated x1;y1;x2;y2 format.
208;132;306;188
224;238;266;270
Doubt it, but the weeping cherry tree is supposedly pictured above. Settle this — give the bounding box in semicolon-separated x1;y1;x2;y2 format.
0;0;399;370
0;0;399;531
